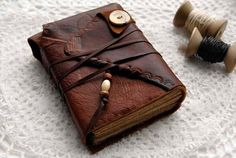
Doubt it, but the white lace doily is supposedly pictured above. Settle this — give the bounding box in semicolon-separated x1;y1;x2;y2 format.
0;0;236;157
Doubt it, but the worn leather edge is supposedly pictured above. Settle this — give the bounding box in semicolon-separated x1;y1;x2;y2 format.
28;33;43;62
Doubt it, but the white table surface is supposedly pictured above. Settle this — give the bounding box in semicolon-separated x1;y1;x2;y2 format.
0;0;236;157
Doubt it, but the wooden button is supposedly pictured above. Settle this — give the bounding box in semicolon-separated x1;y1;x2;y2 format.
109;10;131;26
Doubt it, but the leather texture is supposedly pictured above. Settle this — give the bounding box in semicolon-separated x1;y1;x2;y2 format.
28;3;186;146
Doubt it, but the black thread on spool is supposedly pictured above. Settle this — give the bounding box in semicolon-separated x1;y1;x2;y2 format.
197;36;230;63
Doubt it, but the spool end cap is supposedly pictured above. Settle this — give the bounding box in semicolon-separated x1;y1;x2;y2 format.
186;27;203;57
173;1;193;27
207;19;228;39
224;42;236;73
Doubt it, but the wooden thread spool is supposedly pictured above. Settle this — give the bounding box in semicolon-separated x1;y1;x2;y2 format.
187;27;236;73
173;0;227;39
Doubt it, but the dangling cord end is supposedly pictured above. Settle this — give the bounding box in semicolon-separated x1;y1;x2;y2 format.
86;72;112;146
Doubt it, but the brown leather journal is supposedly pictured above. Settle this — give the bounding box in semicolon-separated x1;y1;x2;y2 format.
28;3;186;147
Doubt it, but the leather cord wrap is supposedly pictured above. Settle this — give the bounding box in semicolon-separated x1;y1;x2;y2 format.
46;21;168;145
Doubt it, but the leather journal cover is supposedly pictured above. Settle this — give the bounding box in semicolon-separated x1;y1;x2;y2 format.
28;3;186;147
